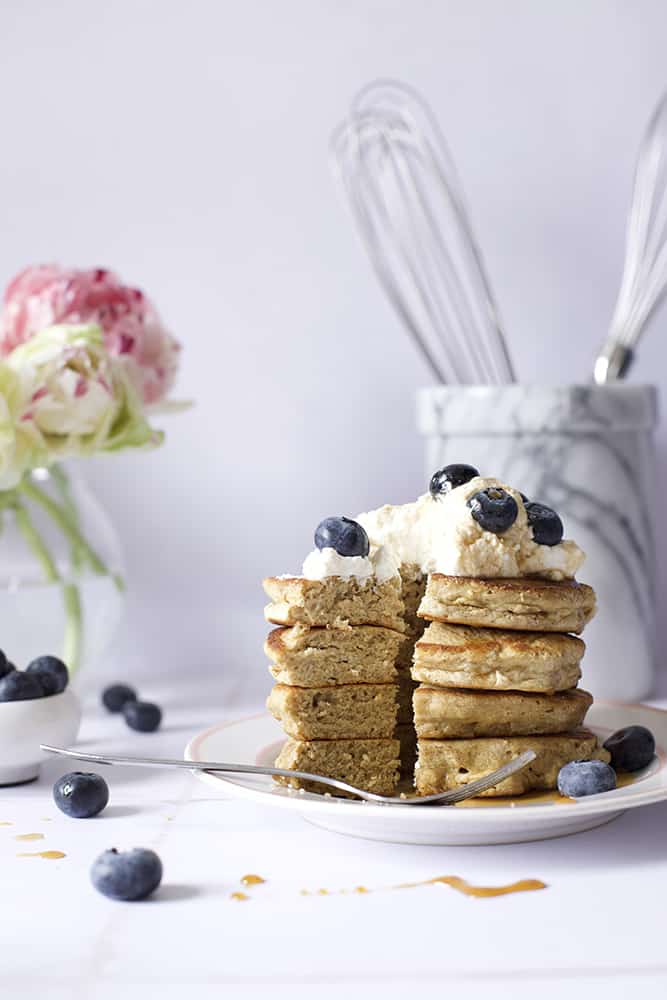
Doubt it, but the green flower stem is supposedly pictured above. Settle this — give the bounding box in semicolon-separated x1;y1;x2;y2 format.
19;478;108;577
50;466;85;573
12;501;59;583
62;582;83;671
12;498;83;673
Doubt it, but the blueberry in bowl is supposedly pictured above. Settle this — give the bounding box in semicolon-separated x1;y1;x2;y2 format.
603;725;655;772
314;516;370;558
429;464;479;497
0;654;81;786
54;771;109;818
26;655;69;696
557;760;617;798
91;847;163;901
467;488;518;534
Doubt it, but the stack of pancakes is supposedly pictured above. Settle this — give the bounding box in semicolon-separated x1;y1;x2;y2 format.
263;573;409;795
412;574;605;796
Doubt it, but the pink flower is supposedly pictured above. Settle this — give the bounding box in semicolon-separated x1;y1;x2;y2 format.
0;265;180;404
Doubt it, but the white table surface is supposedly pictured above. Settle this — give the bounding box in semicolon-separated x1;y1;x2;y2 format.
3;676;667;1000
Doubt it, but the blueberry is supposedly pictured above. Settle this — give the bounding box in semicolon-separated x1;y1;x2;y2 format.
102;684;137;713
314;516;369;557
557;760;617;797
603;725;655;772
91;847;162;901
123;700;162;732
525;502;564;546
26;655;69;696
53;772;109;818
467;488;518;534
429;464;479;497
0;670;44;701
0;650;10;679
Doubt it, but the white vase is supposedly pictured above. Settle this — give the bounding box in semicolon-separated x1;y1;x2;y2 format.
417;384;658;701
0;464;125;681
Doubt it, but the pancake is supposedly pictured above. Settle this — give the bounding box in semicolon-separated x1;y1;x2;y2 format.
263;575;405;631
266;624;402;687
418;574;596;633
413;686;593;739
274;737;400;796
412;620;584;693
267;682;397;740
415;729;610;797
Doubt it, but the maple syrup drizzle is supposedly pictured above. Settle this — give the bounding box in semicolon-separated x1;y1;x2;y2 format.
230;891;249;901
398;876;546;897
17;850;66;860
240;874;266;886
455;770;638;808
297;876;545;898
15;832;45;841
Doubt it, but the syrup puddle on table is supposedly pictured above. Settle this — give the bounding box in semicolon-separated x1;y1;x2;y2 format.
230;892;250;902
17;850;66;860
298;876;545;898
240;874;265;886
14;832;45;841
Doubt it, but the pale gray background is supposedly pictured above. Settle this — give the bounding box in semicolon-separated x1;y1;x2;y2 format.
1;0;666;702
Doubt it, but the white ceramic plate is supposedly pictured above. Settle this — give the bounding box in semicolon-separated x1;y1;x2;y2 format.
185;702;667;845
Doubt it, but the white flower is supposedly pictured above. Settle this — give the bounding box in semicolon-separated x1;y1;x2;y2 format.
1;324;161;479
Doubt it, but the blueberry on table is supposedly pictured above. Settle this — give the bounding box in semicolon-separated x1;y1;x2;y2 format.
557;760;617;797
0;670;44;701
525;502;564;546
0;650;10;679
123;700;162;732
429;464;479;497
26;655;69;696
102;684;137;713
467;488;518;534
314;516;370;558
53;772;109;818
91;848;162;901
603;725;655;772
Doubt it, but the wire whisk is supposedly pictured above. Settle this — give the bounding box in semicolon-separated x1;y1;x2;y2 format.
595;89;667;383
331;79;515;385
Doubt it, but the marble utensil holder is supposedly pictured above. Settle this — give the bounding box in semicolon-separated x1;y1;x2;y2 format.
417;385;659;701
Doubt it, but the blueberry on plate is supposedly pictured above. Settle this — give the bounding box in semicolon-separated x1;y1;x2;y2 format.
26;655;69;696
53;772;109;818
0;670;44;702
314;516;370;558
123;700;162;733
0;650;11;679
91;847;162;901
525;502;564;546
557;760;617;798
467;488;518;534
429;464;479;497
102;684;138;713
603;725;655;772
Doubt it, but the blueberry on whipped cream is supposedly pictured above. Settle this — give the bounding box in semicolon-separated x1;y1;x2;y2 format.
467;487;518;535
525;502;564;547
429;464;479;498
314;516;370;557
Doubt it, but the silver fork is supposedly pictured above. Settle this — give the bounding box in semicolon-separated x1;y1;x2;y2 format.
40;745;536;806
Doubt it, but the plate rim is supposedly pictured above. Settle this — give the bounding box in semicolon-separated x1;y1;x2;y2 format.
184;701;667;823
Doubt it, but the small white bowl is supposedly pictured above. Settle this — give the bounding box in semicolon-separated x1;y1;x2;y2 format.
0;688;82;785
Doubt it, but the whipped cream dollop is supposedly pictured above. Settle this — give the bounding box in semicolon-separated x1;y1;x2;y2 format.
356;477;584;581
301;544;399;583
